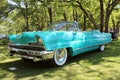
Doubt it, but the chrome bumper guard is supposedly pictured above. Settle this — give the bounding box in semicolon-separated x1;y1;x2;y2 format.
9;48;54;61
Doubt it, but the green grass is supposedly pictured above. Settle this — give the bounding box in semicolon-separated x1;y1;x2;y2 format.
0;40;120;80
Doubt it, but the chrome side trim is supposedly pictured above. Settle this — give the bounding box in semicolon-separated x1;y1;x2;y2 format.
74;43;107;51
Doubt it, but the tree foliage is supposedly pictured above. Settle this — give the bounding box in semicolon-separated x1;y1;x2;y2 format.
0;0;120;34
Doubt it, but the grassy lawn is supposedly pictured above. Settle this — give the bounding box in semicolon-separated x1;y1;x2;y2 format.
0;40;120;80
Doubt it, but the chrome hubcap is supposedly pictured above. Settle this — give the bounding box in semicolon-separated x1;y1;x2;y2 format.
54;48;67;66
100;45;105;51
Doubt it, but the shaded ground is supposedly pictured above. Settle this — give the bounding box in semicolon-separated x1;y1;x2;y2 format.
0;40;120;80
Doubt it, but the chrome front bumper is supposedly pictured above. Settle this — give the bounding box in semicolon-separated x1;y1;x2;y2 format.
9;48;54;61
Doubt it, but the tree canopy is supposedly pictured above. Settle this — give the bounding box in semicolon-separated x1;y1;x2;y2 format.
0;0;120;34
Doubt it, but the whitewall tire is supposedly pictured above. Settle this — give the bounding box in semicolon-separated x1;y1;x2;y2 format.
100;45;105;51
52;48;68;66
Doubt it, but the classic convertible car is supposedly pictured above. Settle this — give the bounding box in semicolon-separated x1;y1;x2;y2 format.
8;21;112;66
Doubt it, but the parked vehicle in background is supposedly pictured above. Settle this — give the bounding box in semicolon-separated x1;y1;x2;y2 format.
8;21;112;66
0;34;7;39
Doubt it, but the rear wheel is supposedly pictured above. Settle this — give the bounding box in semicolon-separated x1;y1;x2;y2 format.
52;48;68;66
99;45;105;51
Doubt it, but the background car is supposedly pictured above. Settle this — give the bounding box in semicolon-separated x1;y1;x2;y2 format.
8;21;112;66
0;34;7;39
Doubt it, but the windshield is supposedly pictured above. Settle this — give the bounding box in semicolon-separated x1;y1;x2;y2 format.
49;22;80;31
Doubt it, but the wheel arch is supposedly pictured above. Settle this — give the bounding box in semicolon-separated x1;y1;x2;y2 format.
66;47;74;57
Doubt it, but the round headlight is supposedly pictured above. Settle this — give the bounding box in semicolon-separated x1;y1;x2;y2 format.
36;35;44;46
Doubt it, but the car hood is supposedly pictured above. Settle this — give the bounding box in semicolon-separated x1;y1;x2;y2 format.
9;31;75;50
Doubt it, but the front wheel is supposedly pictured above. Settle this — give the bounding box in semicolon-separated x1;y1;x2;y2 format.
99;45;105;51
52;48;68;66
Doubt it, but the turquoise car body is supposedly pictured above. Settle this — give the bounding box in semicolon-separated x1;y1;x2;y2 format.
9;22;112;57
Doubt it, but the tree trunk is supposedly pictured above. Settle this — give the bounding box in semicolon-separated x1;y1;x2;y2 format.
75;11;78;22
48;7;53;24
26;16;29;31
83;14;86;31
99;0;104;32
73;10;76;21
25;2;29;31
73;10;78;21
112;19;116;32
104;0;111;33
63;12;67;21
116;21;120;34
